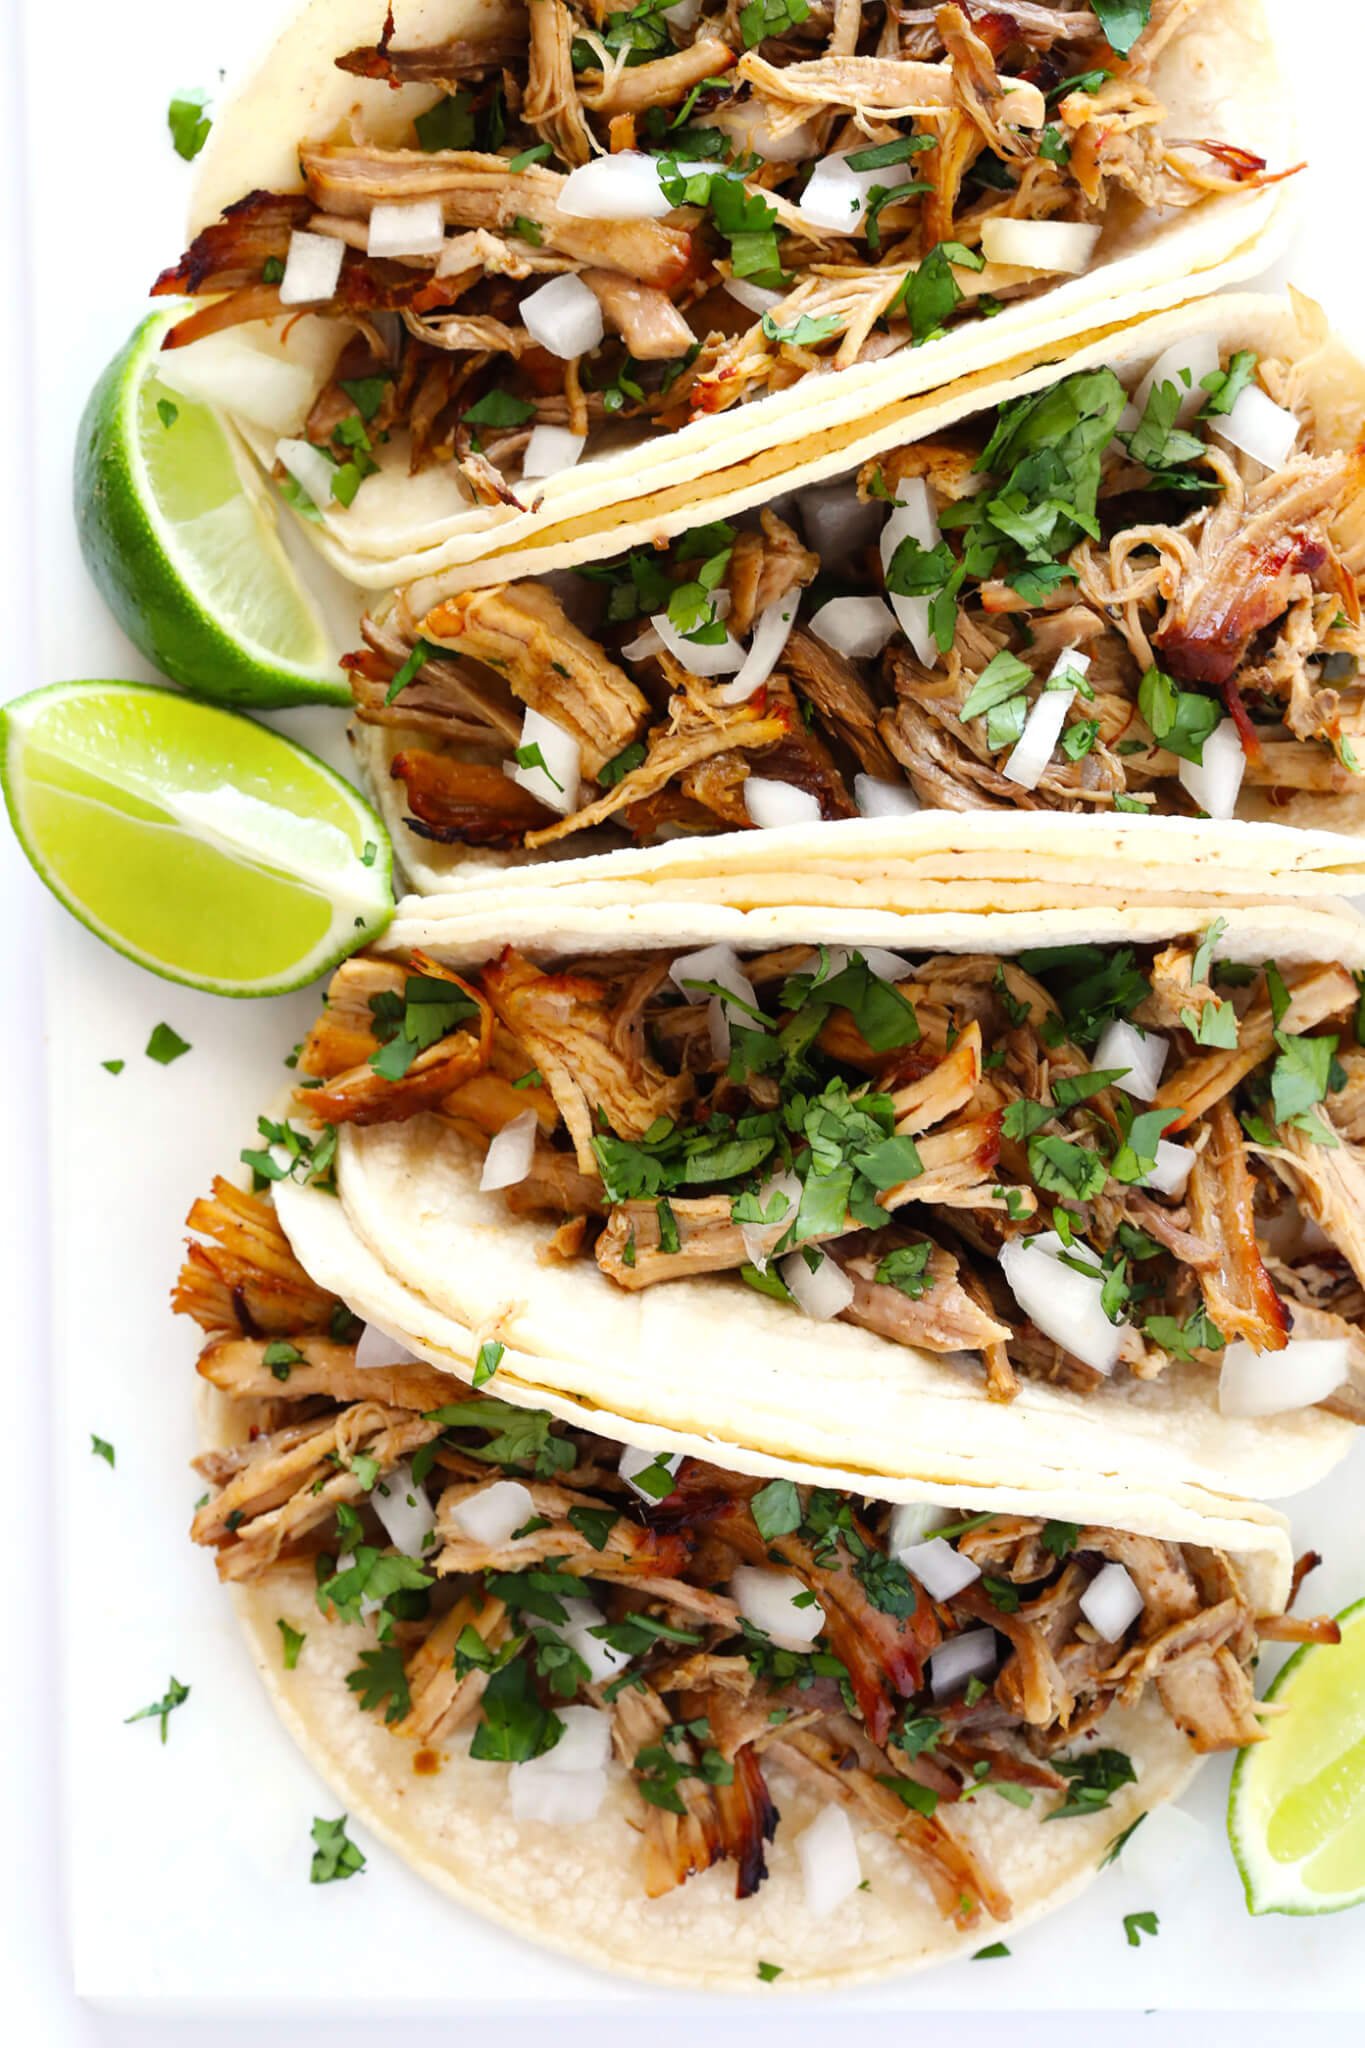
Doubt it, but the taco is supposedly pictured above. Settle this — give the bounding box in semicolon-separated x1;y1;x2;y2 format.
336;292;1365;889
176;1169;1334;1986
249;883;1365;1513
150;0;1293;586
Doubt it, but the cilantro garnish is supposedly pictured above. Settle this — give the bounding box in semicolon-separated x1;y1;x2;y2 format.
1124;1909;1159;1948
277;1620;306;1669
874;1242;935;1299
1091;1;1151;55
567;1504;619;1551
473;1339;505;1389
757;1960;783;1983
384;637;439;706
1137;666;1221;764
346;1644;412;1725
310;1814;366;1884
877;1774;938;1817
1046;1747;1136;1820
167;88;211;161
751;1478;802;1542
146;1022;191;1065
973;1942;1011;1960
125;1676;190;1744
90;1434;115;1468
470;1652;564;1763
462;388;537;429
368;974;480;1080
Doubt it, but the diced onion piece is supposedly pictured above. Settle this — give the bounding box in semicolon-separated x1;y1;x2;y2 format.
1079;1561;1144;1642
1003;683;1073;790
1093;1017;1168;1101
1117;1803;1208;1885
800;482;885;570
154;333;320;435
1211;382;1300;470
480;1109;539;1192
880;478;941;668
998;1230;1123;1376
511;706;581;816
370;1458;437;1558
810;595;899;661
367;199;446;258
724;276;784;316
711;98;819;164
521;425;587;480
744;777;823;829
649;607;745;677
855;772;921;819
1130;333;1221;427
662;0;702;27
929;1627;997;1702
619;1444;683;1500
355;1321;420;1370
1218;1337;1349;1418
450;1478;536;1546
1141;1139;1194;1198
620;620;664;660
715;600;797;705
278;229;345;306
509;1765;608;1826
980;217;1101;274
796;1805;862;1918
798;152;918;234
899;1537;982;1602
888;1501;950;1554
1178;717;1245;819
740;1166;803;1272
520;273;605;360
731;1564;825;1650
556;1597;631;1683
780;1248;855;1320
275;436;337;513
858;946;912;983
541;1704;613;1774
669;942;762;1021
559;152;671;220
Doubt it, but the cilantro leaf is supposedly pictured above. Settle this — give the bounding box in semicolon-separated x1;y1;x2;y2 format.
146;1022;191;1065
125;1676;190;1745
1091;1;1151;56
277;1619;306;1669
310;1814;366;1884
1124;1909;1159;1948
346;1644;412;1725
90;1434;115;1468
751;1478;802;1542
168;88;212;161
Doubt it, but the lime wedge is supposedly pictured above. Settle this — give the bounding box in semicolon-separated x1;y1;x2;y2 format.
1229;1595;1365;1915
74;311;348;710
1;681;392;995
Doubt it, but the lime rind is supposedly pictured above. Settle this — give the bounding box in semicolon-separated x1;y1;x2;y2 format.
0;679;393;998
1229;1594;1365;1916
74;310;350;711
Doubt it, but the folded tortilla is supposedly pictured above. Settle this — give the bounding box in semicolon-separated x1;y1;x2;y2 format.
201;1187;1294;1988
168;0;1292;587
349;292;1365;892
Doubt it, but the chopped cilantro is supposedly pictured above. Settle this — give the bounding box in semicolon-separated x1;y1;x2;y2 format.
167;88;212;161
90;1434;115;1468
346;1644;413;1725
125;1676;190;1745
473;1339;505;1389
310;1814;366;1884
751;1478;802;1542
277;1620;306;1669
1124;1909;1159;1948
145;1022;191;1065
1046;1747;1136;1820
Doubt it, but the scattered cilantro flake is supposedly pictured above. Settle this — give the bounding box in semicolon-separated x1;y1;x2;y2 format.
145;1023;191;1065
125;1676;190;1745
415;91;476;152
156;399;179;430
90;1434;115;1468
751;1478;802;1542
167;88;212;161
473;1339;505;1389
346;1644;413;1725
101;1058;125;1074
310;1814;366;1884
462;388;537;429
757;1960;783;1983
263;1339;303;1383
973;1942;1011;1960
1091;1;1151;56
1124;1909;1159;1948
277;1620;306;1670
1047;1747;1136;1820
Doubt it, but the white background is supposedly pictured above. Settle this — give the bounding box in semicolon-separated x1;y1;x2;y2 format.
2;1;1362;2040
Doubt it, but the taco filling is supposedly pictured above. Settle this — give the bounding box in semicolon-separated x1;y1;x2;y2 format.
284;931;1365;1417
176;1185;1332;1922
153;2;1288;504
354;344;1364;847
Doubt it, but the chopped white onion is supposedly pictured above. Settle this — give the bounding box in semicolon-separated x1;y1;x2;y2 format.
367;199;446;258
929;1628;997;1702
800;481;885;570
509;1765;608;1826
554;1597;632;1684
715;600;797;705
711;98;819;165
619;1444;683;1501
370;1459;437;1558
1218;1337;1349;1418
541;1704;614;1774
520;273;605;360
855;772;921;819
798;152;919;234
662;0;702;28
154;333;319;436
1079;1561;1145;1642
1117;1803;1208;1886
559;152;671;220
980;217;1101;274
669;942;762;1021
858;946;912;983
450;1478;536;1547
744;777;823;829
480;1109;539;1192
724;276;784;316
1141;1139;1194;1199
731;1565;825;1650
796;1805;862;1918
1211;382;1300;471
707;995;731;1063
810;595;899;661
1178;717;1245;819
278;229;345;306
275;436;337;513
998;1231;1123;1376
880;478;941;667
888;1502;950;1554
1003;683;1074;791
520;425;588;479
620;620;664;661
648;606;745;676
355;1322;420;1371
1092;1017;1168;1102
899;1537;982;1602
781;1248;855;1320
511;706;581;816
740;1167;803;1272
1130;333;1221;427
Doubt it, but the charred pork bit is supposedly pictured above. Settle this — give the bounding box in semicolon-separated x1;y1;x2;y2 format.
782;628;902;781
390;749;558;846
173;1178;340;1338
612;1682;724;1898
397;1593;512;1744
579;270;697;360
937;3;1047;156
1184;1100;1288;1352
727;511;819;640
420;582;648;777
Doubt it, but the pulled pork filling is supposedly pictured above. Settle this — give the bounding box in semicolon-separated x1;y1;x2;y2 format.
175;1178;1334;1922
290;933;1365;1415
152;1;1287;501
356;348;1365;845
